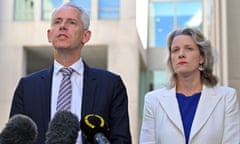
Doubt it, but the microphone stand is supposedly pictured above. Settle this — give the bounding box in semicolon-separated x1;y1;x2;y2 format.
94;133;111;144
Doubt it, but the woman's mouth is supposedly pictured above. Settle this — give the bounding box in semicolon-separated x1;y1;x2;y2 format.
178;61;187;65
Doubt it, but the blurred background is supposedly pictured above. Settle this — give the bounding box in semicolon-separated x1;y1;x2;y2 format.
0;0;240;143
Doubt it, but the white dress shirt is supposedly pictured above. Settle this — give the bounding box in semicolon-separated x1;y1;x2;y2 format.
51;58;84;144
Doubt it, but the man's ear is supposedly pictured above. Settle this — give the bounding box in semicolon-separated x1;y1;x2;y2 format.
81;30;91;44
47;29;52;42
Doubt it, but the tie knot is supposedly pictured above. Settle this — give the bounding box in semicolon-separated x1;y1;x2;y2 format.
60;67;73;76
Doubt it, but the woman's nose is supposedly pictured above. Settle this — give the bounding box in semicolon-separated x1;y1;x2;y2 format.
178;49;185;58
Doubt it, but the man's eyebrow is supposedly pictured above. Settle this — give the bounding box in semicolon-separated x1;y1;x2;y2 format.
67;18;78;21
53;17;79;22
53;17;62;21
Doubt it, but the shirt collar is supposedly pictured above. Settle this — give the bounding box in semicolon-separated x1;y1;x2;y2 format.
53;58;84;76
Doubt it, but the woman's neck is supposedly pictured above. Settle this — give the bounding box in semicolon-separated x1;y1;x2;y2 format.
176;74;202;96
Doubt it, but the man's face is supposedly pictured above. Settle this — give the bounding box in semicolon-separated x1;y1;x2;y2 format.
47;6;90;51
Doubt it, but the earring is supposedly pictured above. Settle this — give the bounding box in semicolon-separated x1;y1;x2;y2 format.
199;64;204;71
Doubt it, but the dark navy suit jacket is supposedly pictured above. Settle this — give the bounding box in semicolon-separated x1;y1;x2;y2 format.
10;62;131;144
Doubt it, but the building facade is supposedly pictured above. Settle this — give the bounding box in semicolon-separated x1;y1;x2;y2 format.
0;0;240;143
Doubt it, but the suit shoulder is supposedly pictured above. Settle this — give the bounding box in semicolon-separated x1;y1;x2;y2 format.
145;87;170;99
21;68;51;80
214;85;237;94
88;67;120;79
206;85;238;102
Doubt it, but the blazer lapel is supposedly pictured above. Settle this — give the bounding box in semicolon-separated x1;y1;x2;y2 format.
190;85;222;139
39;67;53;121
81;63;97;116
81;63;98;144
157;87;184;134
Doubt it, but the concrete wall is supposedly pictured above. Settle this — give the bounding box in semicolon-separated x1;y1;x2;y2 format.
2;0;239;143
226;0;240;102
0;0;140;143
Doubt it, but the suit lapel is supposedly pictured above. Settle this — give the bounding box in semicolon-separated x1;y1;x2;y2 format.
38;66;53;133
190;85;222;139
157;87;184;134
81;63;97;116
81;63;98;144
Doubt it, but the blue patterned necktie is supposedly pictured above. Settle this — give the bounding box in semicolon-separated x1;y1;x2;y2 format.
56;67;74;111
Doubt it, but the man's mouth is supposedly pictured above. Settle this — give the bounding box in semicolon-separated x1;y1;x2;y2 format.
57;34;68;39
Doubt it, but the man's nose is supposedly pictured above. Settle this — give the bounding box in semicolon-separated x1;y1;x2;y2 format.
60;21;67;30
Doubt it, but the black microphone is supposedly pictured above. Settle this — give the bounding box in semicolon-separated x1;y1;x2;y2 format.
0;114;38;144
80;114;110;144
45;111;80;144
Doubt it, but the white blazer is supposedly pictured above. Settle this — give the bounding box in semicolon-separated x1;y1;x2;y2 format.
139;85;240;144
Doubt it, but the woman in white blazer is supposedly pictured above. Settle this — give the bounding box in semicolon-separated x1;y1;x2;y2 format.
139;28;240;144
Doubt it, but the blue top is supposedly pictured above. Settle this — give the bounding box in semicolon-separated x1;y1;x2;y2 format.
176;92;201;144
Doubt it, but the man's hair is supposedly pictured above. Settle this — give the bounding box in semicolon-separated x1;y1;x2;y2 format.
50;2;90;30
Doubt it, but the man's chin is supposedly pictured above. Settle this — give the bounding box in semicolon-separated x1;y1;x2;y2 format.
54;44;69;49
54;46;72;52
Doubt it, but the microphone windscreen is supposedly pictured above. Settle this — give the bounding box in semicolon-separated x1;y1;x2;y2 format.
80;114;109;143
0;114;38;144
45;111;80;144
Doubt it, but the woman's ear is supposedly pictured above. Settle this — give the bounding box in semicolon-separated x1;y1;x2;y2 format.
200;54;205;64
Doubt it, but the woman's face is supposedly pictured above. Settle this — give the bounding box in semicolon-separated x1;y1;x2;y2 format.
170;35;204;77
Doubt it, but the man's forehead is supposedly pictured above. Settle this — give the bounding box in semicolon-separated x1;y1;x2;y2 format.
53;6;81;18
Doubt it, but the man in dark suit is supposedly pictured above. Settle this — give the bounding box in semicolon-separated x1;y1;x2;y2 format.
9;2;131;144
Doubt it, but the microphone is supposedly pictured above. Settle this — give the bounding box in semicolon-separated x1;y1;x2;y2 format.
45;111;80;144
0;114;38;144
80;114;110;144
